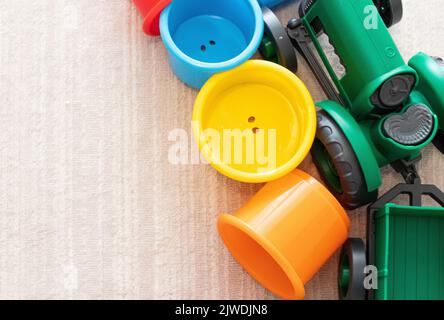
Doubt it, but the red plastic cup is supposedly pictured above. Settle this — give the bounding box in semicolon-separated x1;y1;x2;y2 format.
133;0;171;36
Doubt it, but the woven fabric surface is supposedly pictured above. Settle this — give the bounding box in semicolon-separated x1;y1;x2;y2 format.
0;0;443;299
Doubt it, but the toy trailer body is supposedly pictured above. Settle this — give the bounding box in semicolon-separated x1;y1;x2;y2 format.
373;204;444;299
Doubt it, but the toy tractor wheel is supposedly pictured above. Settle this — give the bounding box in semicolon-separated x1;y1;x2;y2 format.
260;7;298;72
431;57;444;154
338;238;367;300
434;130;444;154
373;0;403;28
299;0;316;17
311;111;378;210
434;56;444;68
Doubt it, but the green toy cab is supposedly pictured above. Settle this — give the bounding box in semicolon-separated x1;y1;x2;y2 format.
260;0;444;209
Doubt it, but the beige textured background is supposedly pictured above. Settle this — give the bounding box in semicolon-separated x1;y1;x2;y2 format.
0;0;443;300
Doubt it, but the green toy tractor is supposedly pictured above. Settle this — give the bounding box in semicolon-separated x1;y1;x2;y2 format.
260;0;444;209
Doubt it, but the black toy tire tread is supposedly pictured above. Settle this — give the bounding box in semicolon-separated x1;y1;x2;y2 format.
261;7;298;72
432;58;444;154
434;130;444;154
374;0;403;28
312;111;378;210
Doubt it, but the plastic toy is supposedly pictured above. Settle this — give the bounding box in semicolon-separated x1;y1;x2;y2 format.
133;0;288;37
134;0;444;301
133;0;171;36
192;60;316;183
259;0;444;209
339;171;444;300
218;169;349;300
133;0;292;88
159;0;263;89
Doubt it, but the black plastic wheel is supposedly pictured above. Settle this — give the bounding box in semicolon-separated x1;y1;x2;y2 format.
311;111;378;210
373;0;403;28
338;238;367;300
434;130;444;154
432;57;444;154
260;7;298;72
299;0;315;17
434;57;444;68
298;0;323;35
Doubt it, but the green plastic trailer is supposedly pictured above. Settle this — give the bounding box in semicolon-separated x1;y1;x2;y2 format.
339;181;444;300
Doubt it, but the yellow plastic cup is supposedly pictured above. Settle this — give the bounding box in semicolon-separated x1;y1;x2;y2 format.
192;60;316;183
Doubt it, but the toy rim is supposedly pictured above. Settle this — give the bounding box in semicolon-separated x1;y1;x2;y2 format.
159;0;264;71
192;60;317;183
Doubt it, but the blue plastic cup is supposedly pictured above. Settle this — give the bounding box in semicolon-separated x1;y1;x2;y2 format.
257;0;288;7
160;0;264;89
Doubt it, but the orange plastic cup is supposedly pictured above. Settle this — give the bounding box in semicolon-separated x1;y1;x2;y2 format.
218;170;350;300
133;0;171;36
